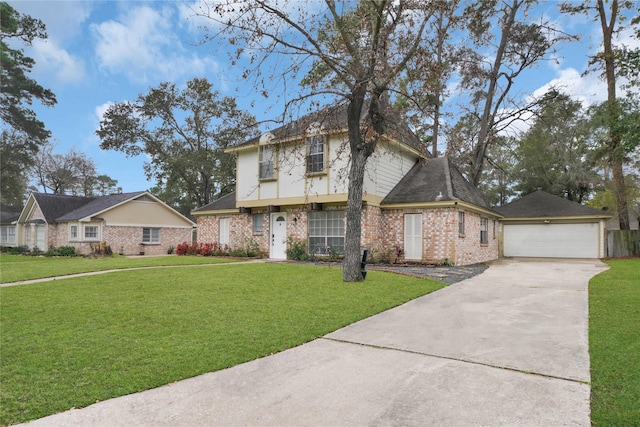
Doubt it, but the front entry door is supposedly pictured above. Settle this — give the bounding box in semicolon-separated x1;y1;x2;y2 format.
270;213;287;259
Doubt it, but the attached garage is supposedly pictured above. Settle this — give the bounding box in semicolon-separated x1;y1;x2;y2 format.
497;191;610;259
503;222;600;258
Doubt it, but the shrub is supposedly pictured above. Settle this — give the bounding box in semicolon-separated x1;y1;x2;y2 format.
57;246;77;257
286;237;310;261
176;242;190;255
167;246;175;254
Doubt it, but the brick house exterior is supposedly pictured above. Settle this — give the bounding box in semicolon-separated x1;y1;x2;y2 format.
193;105;500;266
17;192;194;255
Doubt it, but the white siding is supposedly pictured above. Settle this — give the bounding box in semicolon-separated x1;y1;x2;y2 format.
235;134;420;202
237;150;260;202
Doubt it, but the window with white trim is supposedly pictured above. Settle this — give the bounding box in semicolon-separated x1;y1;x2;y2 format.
84;225;99;240
308;211;344;254
306;134;325;174
259;145;275;179
458;211;465;236
480;218;488;245
253;214;264;233
70;225;78;240
142;227;161;243
1;226;16;244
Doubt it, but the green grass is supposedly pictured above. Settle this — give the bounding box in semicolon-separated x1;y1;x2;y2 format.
589;258;640;426
0;263;445;425
0;254;240;283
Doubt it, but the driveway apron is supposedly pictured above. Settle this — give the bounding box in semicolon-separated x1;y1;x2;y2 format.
20;259;608;427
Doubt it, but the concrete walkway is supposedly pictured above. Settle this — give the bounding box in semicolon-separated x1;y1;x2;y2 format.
19;258;608;427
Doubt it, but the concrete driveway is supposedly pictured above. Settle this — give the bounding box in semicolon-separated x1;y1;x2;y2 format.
20;258;608;427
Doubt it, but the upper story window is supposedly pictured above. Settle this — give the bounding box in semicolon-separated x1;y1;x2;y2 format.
259;145;275;179
306;134;325;174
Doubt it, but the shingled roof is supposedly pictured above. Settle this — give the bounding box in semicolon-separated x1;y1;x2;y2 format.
192;192;237;212
237;101;424;154
381;157;490;209
30;192;147;222
32;193;95;223
0;204;21;224
495;190;610;218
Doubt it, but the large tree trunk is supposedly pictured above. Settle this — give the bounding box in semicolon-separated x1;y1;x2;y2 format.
342;88;380;282
599;0;630;230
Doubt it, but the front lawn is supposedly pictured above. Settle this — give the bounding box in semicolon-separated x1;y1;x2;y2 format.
589;258;640;426
0;254;240;283
0;263;444;425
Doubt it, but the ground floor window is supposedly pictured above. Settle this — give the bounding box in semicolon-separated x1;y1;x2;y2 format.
84;225;99;240
459;211;465;236
142;227;161;243
1;226;16;244
253;214;264;233
308;210;344;254
70;224;78;240
480;218;488;244
219;217;230;245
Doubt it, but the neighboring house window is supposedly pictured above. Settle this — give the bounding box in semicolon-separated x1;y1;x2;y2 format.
480;218;488;245
70;225;78;240
306;134;325;174
142;227;161;244
253;214;264;234
84;225;99;240
308;210;344;254
259;145;275;179
1;226;16;244
458;211;465;236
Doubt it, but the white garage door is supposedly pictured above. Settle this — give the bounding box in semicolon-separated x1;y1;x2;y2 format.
503;223;599;258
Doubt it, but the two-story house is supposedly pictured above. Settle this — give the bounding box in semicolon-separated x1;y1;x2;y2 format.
192;104;500;266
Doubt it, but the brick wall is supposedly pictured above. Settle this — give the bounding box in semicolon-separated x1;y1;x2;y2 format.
43;223;192;256
195;204;498;266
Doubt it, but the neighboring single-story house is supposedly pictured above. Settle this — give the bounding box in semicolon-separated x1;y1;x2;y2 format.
0;204;21;247
496;190;611;259
16;191;195;255
192;104;500;266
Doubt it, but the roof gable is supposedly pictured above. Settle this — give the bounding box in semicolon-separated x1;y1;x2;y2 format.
496;190;609;218
381;157;489;209
236;101;424;154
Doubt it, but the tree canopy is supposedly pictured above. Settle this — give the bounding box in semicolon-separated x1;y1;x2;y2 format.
31;142;120;197
96;77;258;216
0;1;56;141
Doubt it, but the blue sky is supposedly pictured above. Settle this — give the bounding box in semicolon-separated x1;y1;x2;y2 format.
8;0;639;193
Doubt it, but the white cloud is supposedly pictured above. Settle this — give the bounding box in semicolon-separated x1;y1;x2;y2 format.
31;39;86;85
91;4;221;85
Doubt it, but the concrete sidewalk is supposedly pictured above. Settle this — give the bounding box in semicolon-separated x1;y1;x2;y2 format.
19;258;608;427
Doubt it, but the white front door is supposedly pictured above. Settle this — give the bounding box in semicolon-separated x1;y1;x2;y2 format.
270;213;287;259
